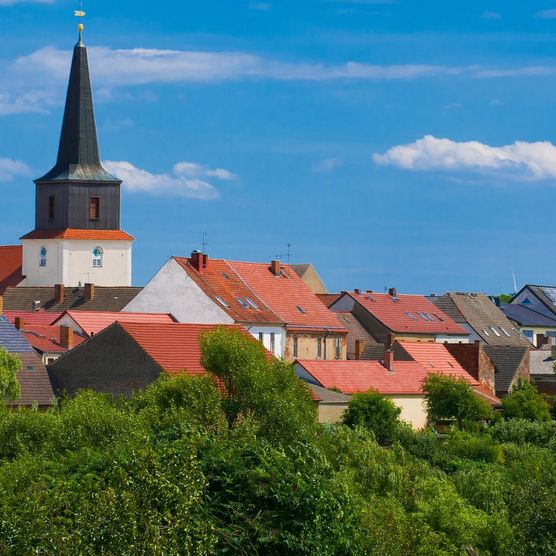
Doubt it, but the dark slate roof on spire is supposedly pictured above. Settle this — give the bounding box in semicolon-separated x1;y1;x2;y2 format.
37;37;118;183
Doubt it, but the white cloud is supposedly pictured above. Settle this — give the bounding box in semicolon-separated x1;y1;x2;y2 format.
373;135;556;180
103;160;236;200
0;158;32;182
314;157;344;172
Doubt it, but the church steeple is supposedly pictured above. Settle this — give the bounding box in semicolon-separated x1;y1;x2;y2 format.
37;29;117;183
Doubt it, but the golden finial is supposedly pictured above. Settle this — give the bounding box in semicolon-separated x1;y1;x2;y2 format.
75;1;86;40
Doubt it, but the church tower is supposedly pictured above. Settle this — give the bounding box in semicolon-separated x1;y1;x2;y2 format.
20;23;133;287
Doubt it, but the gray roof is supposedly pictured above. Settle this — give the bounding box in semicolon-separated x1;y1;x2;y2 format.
431;293;529;347
309;383;351;404
335;312;384;360
12;351;54;407
428;294;466;324
0;317;34;352
483;345;529;395
529;350;556;375
37;37;118;184
517;285;556;318
501;303;556;327
3;286;142;312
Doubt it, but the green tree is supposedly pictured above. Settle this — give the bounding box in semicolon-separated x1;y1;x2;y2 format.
502;380;551;421
0;348;20;404
342;390;402;445
422;373;492;430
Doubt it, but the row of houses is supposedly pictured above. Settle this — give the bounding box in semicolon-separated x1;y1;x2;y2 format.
0;251;553;427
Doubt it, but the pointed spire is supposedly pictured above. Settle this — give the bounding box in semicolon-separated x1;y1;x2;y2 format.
37;28;118;183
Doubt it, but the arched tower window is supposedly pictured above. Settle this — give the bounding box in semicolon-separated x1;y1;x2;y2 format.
92;246;104;268
39;246;47;267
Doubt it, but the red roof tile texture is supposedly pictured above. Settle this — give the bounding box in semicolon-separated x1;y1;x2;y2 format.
3;310;61;326
0;246;23;294
344;292;468;335
52;310;176;337
174;257;346;333
21;325;85;353
119;322;256;375
12;351;54;407
21;229;134;241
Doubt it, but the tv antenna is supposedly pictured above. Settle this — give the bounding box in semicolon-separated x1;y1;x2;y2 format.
201;232;208;253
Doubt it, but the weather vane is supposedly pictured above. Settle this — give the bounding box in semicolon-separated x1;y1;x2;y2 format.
74;0;86;39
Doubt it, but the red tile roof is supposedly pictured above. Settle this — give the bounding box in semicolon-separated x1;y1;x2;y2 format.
174;257;346;333
296;359;429;395
119;322;257;375
0;246;23;294
21;325;85;354
3;310;61;326
52;310;176;337
20;229;134;241
342;291;468;335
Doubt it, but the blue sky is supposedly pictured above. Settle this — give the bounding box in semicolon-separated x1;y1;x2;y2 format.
2;0;556;294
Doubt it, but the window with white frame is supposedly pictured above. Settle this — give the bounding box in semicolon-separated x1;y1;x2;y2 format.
39;246;47;267
92;246;104;268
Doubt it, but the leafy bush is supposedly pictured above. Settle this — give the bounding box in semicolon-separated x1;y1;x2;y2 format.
502;380;552;421
0;348;21;403
342;390;402;445
489;418;556;447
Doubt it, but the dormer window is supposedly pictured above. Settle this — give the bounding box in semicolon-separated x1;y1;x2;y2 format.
92;246;103;268
89;197;100;220
39;246;47;267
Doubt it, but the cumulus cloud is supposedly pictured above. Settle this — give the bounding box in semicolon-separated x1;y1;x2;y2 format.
314;157;344;173
0;158;32;182
103;160;236;200
372;135;556;180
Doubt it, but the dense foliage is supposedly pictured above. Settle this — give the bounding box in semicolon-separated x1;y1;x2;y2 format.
0;328;554;554
502;380;552;421
0;348;20;403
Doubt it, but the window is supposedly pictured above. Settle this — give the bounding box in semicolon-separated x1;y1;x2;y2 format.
39;246;47;267
89;196;100;220
296;305;306;314
258;332;264;344
523;329;534;340
48;196;55;221
293;336;298;358
490;326;501;337
483;329;490;336
335;337;341;359
500;327;511;337
246;297;260;310
215;296;229;308
317;338;322;358
236;297;250;309
92;246;103;268
405;311;417;320
432;313;444;322
270;332;276;354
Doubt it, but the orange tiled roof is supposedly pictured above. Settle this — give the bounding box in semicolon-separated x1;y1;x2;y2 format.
52;310;176;337
174;257;346;333
20;229;134;241
119;322;257;375
3;310;61;326
21;325;85;354
0;246;23;294
345;291;468;335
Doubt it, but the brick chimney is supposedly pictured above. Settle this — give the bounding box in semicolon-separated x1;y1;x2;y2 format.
54;283;65;303
355;339;365;360
388;287;397;298
60;325;73;350
84;283;95;302
14;317;22;331
270;260;281;276
354;288;361;295
190;250;208;273
384;349;395;371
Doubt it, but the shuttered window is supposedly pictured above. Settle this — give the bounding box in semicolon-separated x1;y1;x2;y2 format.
89;197;100;220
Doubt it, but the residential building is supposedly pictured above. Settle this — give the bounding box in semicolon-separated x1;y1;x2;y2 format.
2;310;61;326
308;384;351;424
124;253;347;359
429;292;529;346
0;246;23;294
530;344;556;396
48;322;260;396
2;284;141;313
334;312;385;360
19;29;133;287
17;324;84;365
511;284;556;321
52;310;176;337
329;288;469;344
501;302;556;347
0;317;54;408
290;264;328;294
482;345;530;398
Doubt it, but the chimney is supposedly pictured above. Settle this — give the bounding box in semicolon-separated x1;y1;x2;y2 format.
385;333;395;350
270;260;281;276
60;325;73;350
354;288;361;295
384;350;395;371
84;283;95;302
54;283;65;303
190;250;208;273
388;287;397;298
14;317;22;331
355;339;364;360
